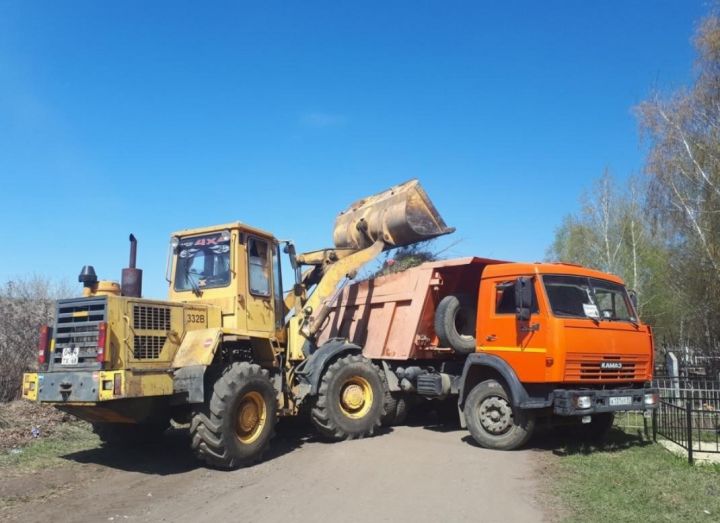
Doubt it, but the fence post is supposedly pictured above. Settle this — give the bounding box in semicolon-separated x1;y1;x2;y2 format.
686;400;694;465
652;408;657;442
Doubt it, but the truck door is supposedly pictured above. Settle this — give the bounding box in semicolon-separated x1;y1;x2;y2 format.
477;276;548;382
245;236;275;335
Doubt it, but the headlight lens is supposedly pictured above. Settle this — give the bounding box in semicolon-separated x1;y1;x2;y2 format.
575;395;592;409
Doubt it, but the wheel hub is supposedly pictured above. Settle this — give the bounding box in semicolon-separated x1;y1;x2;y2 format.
338;376;373;419
478;396;512;435
239;403;259;432
342;384;365;410
235;391;267;444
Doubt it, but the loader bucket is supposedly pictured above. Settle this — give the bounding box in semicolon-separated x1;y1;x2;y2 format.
333;179;455;250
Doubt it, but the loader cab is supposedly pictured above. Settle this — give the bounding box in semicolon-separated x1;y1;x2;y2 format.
167;222;285;341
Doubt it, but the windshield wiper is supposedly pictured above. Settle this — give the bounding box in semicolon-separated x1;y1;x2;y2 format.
186;269;203;297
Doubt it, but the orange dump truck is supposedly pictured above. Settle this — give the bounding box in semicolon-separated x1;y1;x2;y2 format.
318;257;658;449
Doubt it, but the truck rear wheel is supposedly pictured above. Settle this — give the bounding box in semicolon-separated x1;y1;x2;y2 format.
190;362;277;470
463;379;535;450
382;392;409;426
311;354;385;440
435;294;477;354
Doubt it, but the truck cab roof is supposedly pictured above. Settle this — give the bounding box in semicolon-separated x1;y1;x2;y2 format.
482;261;625;285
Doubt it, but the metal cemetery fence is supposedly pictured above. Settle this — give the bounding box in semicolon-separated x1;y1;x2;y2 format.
652;378;720;464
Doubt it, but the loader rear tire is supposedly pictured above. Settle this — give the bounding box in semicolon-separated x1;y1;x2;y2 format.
311;354;385;440
435;294;477;355
190;362;277;470
93;420;168;446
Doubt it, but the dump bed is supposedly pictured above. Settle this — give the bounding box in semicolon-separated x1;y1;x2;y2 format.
317;257;502;360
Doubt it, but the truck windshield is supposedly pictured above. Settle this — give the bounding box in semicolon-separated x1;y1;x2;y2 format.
174;233;231;291
543;275;636;322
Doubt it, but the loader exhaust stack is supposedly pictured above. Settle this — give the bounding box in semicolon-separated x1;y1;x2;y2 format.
121;234;143;298
332;179;454;251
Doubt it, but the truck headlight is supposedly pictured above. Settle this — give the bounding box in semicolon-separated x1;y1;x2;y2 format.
644;393;658;407
575;395;592;409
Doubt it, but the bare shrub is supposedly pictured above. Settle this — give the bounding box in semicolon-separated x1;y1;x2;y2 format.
0;276;71;402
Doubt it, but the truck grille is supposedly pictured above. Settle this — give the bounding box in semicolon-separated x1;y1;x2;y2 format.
564;354;649;382
51;296;107;368
131;304;171;360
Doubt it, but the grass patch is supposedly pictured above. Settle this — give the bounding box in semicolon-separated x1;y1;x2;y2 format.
0;422;99;473
551;429;720;522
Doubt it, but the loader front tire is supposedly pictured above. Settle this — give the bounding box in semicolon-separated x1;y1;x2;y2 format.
190;362;277;470
311;354;385;440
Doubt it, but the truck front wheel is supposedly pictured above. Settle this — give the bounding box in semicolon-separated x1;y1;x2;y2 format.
311;354;385;440
190;362;277;470
463;379;535;450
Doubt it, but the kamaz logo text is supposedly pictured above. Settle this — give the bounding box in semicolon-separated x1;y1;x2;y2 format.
600;362;623;370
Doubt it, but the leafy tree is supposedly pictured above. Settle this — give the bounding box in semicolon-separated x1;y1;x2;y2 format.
547;172;679;343
637;11;720;352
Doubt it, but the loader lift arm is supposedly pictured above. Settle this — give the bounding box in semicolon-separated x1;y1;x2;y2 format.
284;179;454;362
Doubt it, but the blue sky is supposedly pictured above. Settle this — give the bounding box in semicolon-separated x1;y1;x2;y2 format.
0;1;707;298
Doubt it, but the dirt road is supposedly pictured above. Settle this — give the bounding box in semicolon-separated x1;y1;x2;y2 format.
3;419;550;522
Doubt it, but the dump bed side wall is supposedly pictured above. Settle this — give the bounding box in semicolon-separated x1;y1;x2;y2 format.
317;260;484;360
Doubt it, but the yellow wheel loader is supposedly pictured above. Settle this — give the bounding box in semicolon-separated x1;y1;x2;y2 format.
22;180;453;469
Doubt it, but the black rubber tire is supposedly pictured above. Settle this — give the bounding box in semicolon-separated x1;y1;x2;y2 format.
92;421;168;446
382;392;409;427
311;354;385;440
434;293;477;354
464;379;535;450
394;395;409;425
190;362;277;470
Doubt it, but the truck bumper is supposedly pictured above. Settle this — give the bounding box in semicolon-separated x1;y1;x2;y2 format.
22;370;126;403
553;387;659;416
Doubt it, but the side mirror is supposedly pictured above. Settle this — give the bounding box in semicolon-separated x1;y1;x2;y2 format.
628;289;638;311
514;276;534;321
284;242;298;270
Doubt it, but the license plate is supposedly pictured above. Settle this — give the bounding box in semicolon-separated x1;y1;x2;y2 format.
61;347;79;365
609;396;632;407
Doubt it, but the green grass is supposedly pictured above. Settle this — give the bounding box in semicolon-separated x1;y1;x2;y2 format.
551;429;720;523
0;423;99;473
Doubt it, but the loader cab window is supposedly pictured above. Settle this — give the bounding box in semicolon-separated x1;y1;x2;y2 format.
248;237;271;297
174;232;231;291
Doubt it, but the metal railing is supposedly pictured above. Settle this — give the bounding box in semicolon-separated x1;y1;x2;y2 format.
653;378;720;464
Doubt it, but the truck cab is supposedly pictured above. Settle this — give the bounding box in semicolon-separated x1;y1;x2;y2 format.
476;262;653;386
453;261;657;449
